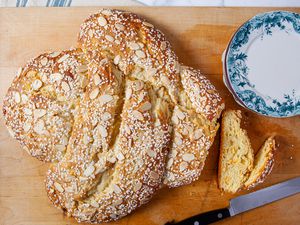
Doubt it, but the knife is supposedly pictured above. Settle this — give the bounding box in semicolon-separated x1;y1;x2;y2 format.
166;177;300;225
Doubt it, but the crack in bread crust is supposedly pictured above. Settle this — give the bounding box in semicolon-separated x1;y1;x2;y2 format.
3;9;225;223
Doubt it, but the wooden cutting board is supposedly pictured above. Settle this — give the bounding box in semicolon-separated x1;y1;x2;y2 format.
0;7;299;225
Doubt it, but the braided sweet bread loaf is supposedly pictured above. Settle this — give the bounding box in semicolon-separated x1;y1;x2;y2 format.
2;9;224;223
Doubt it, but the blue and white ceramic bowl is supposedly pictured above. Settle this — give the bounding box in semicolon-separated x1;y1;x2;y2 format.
223;11;300;118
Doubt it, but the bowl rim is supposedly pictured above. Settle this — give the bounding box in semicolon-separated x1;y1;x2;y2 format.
223;10;300;118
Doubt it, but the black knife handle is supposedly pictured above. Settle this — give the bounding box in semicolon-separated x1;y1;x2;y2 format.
165;208;230;225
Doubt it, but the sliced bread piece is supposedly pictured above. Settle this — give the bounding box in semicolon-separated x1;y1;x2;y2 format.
244;136;276;189
218;110;254;193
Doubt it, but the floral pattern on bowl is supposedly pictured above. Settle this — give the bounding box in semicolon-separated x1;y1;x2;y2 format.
224;11;300;117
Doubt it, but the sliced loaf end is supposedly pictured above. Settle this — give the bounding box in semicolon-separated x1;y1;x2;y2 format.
244;136;276;189
218;110;254;193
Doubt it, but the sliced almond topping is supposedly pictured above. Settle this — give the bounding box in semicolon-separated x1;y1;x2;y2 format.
182;153;195;162
194;129;203;140
32;79;42;91
146;149;156;158
54;182;64;193
175;108;185;120
154;120;161;127
146;67;157;77
138;42;144;48
90;199;99;208
124;124;131;135
97;124;108;138
61;81;70;92
21;94;28;103
101;112;111;121
83;164;95;177
150;171;159;180
55;144;65;152
174;136;183;146
34;109;46;120
161;76;170;86
172;114;179;125
105;35;114;42
128;42;140;50
98;16;107;26
14;91;21;103
113;199;123;206
110;214;117;219
136;50;146;59
168;172;175;181
83;133;90;145
93;74;101;85
33;120;45;135
24;108;32;115
161;41;167;50
180;162;188;172
171;150;178;158
112;184;122;194
88;29;94;37
140;101;152;112
115;23;125;31
27;70;37;77
23;122;31;132
41;73;48;83
143;21;154;28
65;186;73;193
133;80;144;91
80;76;88;88
89;88;99;99
181;127;189;135
99;94;113;105
79;176;88;182
133;181;142;192
113;55;121;65
126;88;132;100
57;54;69;63
132;110;144;121
167;158;174;169
138;92;144;102
50;73;63;82
61;135;68;146
57;95;66;102
78;64;88;73
107;156;116;163
40;57;48;66
101;9;112;16
50;52;60;58
116;152;124;161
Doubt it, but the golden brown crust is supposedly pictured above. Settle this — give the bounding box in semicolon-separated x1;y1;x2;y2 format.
3;9;224;224
2;48;87;162
244;136;276;189
46;76;171;222
164;67;223;187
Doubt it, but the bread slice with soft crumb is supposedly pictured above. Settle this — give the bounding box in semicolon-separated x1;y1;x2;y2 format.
218;110;254;193
244;136;276;189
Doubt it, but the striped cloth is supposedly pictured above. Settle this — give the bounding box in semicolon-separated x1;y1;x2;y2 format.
1;0;300;7
2;0;141;7
16;0;72;7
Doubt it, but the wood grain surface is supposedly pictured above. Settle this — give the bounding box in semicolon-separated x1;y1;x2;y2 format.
0;7;299;225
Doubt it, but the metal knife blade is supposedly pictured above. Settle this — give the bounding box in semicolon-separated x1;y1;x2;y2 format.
166;177;300;225
229;176;300;216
